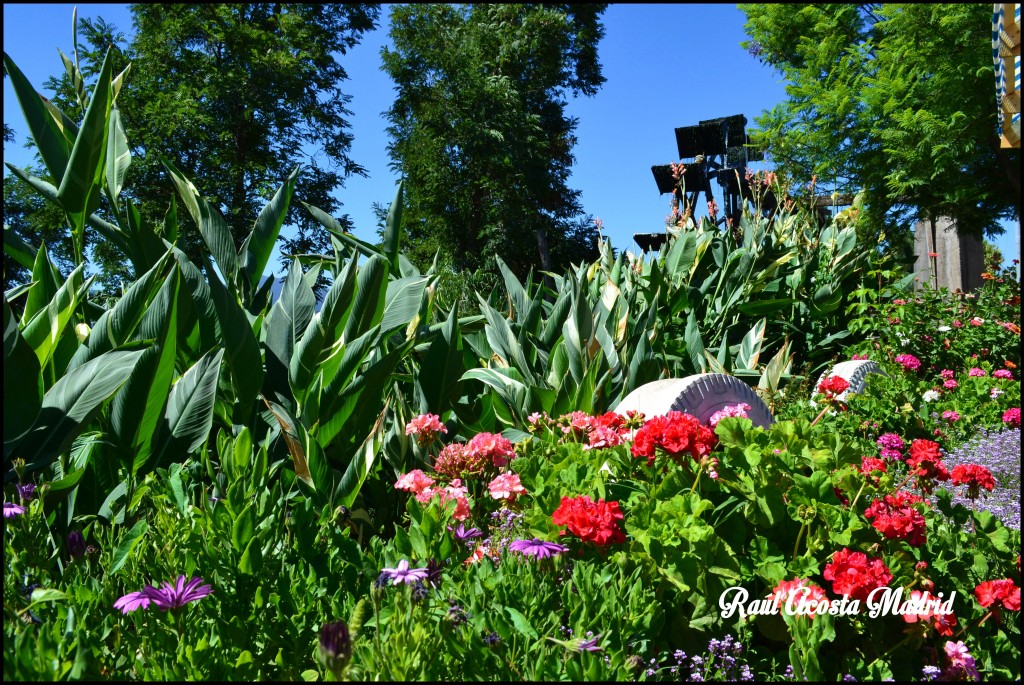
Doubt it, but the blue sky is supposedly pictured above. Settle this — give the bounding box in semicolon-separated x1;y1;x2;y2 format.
4;4;1018;275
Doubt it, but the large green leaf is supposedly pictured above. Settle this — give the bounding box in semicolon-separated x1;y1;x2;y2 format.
381;275;429;338
241;166;299;290
302;201;384;262
207;261;263;415
495;256;530;320
3;52;71;185
67;251;172;372
21;264;88;369
3;298;43;446
111;271;179;475
418;303;464;413
57;48;113;244
334;404;388;508
265;259;314;402
461;367;529;417
149;348;225;469
104;106;131;211
343;255;388;342
23;243;62;324
12;347;147;472
291;255;359;393
382;181;403;272
162;157;239;280
3;224;37;271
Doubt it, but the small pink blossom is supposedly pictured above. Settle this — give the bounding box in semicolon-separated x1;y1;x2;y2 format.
952;320;963;328
487;473;527;501
941;411;960;423
405;413;447;445
993;369;1014;380
895;354;921;372
852;353;869;360
585;425;623;450
940;369;955;380
465;432;516;468
968;367;987;377
943;379;959;390
1003;408;1021;428
708;403;752;427
395;469;435;494
892;299;907;306
969;317;984;326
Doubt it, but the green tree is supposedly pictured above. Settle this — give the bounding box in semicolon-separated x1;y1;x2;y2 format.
740;4;1020;245
381;4;606;280
9;5;380;294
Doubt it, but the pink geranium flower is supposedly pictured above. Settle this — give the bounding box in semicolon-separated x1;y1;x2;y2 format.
395;469;436;495
968;367;987;377
487;473;527;500
404;413;447;445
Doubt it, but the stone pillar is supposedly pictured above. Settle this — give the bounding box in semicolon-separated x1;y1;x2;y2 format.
913;217;985;292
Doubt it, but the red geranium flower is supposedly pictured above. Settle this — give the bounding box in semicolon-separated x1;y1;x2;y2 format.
950;464;996;500
816;375;850;404
905;439;950;493
551;495;625;546
823;548;893;602
863;492;928;547
630;412;716;467
974;579;1021;611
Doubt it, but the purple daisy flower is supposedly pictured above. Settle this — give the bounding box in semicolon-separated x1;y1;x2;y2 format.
380;559;430;585
450;523;483;542
578;636;602;652
113;590;152;614
17;483;36;501
3;502;26;518
143;576;214;611
508;538;567;559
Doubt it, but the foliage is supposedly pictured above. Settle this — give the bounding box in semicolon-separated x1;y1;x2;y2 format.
740;4;1020;243
381;4;606;278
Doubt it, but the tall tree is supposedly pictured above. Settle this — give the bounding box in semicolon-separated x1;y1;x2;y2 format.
381;4;606;279
9;5;380;292
740;4;1020;243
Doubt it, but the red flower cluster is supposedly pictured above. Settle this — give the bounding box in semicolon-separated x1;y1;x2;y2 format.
630;411;717;467
859;456;888;482
906;439;950;493
816;375;850;402
823;548;893;602
551;495;625;546
974;579;1021;611
950;464;996;499
900;589;957;637
863;492;928;547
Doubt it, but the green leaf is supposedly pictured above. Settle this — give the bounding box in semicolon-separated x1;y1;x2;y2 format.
110;518;149;574
3;52;72;185
3;298;42;445
3;224;37;271
28;589;68;604
381;275;429;337
207;264;263;414
418;303;464;412
161;156;239;280
343;255;389;342
241;166;299;289
13;348;147;472
503;606;538;640
150;348;225;469
21;264;88;369
231;504;256;553
57;48;114;243
238;537;264;575
382;181;403;272
104;106;131;211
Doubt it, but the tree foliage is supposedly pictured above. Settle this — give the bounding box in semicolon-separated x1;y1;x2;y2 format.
381;4;607;280
8;5;380;293
740;3;1020;241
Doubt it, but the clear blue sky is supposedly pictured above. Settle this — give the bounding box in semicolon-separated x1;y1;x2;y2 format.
4;4;1018;277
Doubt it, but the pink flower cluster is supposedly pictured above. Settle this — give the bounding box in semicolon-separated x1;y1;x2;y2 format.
993;369;1014;380
770;578;828;619
1003;408;1021;428
487;472;527;501
941;410;960;423
708;403;751;427
394;470;472;520
555;411;635;450
894;354;921;372
405;413;447;445
876;433;905;460
967;367;987;377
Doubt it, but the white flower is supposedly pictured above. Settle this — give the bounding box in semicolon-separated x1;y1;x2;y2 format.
990;387;1005;399
922;390;941;403
936;326;951;332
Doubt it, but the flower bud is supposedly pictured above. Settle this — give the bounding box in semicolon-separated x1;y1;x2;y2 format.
67;531;86;560
317;620;351;679
75;323;91;342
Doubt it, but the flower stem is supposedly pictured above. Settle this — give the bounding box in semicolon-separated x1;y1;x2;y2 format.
849;480;868;510
792;522;807;561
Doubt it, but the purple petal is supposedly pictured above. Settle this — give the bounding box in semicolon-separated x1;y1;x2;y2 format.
113;591;151;614
3;502;26;518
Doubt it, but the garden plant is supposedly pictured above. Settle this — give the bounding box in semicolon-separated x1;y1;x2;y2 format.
3;36;1021;683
